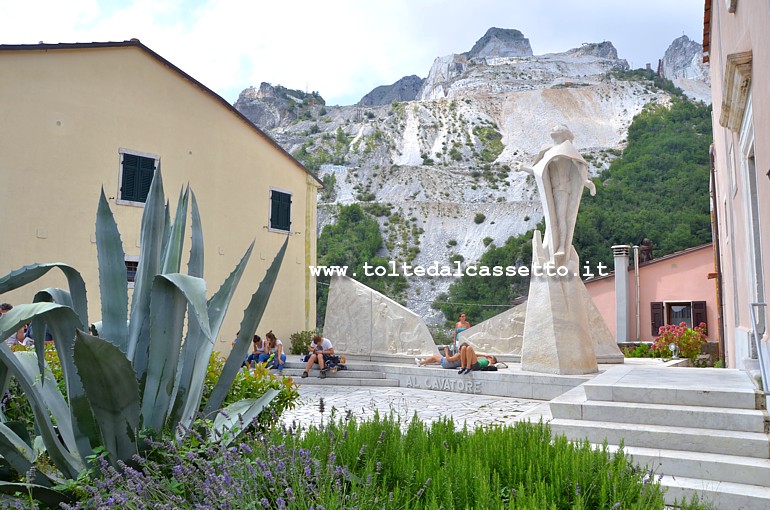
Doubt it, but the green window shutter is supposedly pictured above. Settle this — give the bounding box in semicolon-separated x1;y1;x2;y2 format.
121;154;140;202
138;157;156;202
270;190;292;231
120;153;156;203
651;302;664;337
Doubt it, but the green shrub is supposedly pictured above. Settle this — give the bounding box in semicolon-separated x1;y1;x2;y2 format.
474;213;486;224
621;343;656;358
483;236;493;247
289;330;314;355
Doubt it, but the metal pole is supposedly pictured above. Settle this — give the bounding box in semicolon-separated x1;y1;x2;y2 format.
633;245;640;341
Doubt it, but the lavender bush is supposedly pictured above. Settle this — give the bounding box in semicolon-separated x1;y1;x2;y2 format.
46;414;710;510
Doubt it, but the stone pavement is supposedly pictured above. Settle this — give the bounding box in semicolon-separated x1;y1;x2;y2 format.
280;384;553;431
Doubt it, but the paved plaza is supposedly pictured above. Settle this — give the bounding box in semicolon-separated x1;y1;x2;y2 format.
281;384;553;431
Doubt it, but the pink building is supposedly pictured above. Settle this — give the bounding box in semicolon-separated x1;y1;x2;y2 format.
705;0;770;369
585;244;718;344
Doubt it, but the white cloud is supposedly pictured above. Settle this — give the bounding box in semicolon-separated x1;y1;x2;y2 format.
0;0;705;106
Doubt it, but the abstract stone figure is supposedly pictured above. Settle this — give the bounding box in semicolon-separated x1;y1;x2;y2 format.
518;125;622;375
323;275;438;357
519;125;596;267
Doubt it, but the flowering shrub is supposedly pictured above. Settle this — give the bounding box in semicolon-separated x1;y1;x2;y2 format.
652;322;707;359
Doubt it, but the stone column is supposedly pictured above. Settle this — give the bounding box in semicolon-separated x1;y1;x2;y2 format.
612;245;631;343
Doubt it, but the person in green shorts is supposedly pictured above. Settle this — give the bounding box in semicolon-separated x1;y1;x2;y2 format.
458;344;497;375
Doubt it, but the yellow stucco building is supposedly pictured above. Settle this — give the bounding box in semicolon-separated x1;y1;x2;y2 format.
0;40;320;352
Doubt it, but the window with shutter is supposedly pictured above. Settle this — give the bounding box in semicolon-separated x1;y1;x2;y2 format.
119;150;157;204
270;190;292;232
651;302;664;336
692;301;708;329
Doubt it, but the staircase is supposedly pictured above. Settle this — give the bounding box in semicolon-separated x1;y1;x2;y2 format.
279;360;397;387
549;365;770;509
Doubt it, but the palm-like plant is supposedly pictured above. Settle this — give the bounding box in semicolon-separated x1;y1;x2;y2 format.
0;170;287;500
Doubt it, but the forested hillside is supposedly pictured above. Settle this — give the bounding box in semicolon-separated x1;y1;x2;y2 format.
574;97;713;267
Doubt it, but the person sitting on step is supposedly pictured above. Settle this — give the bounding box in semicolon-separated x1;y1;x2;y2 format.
302;334;335;379
242;334;267;368
260;330;287;373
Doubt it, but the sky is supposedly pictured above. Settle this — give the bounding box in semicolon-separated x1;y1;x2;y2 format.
0;0;706;106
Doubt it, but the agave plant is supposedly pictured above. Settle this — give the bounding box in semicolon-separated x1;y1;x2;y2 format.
0;170;286;499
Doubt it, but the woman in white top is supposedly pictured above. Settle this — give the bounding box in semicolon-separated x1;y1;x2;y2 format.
262;331;286;373
242;334;267;367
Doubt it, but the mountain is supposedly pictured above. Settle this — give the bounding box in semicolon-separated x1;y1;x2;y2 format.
659;35;711;102
234;29;710;324
463;27;533;59
358;75;424;106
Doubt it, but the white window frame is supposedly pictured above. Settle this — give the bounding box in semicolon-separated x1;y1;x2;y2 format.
268;187;293;234
116;148;160;207
739;94;765;334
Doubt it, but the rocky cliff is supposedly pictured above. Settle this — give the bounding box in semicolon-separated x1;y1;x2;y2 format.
234;29;709;324
358;75;424;106
660;35;711;102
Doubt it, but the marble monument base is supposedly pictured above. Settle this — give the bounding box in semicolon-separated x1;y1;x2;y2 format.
521;231;599;375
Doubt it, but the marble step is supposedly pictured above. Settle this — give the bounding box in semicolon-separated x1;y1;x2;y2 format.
281;368;386;380
582;366;761;410
660;474;770;510
623;445;770;489
551;385;768;433
293;377;396;387
282;361;381;372
550;418;770;459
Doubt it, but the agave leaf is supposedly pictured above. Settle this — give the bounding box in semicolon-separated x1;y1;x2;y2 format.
74;331;140;464
0;263;88;327
160;199;172;263
166;189;206;427
0;481;71;506
33;288;73;309
0;422;37;480
204;237;287;416
211;389;279;445
0;344;85;479
127;168;165;371
0;363;9;418
31;288;73;380
0;303;58;381
169;242;253;430
161;186;189;274
15;352;81;462
140;274;210;434
207;241;255;341
95;188;129;352
187;189;204;278
170;241;254;426
0;303;98;459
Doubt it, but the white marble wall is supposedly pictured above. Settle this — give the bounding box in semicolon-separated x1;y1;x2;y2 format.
324;275;439;356
460;302;527;354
